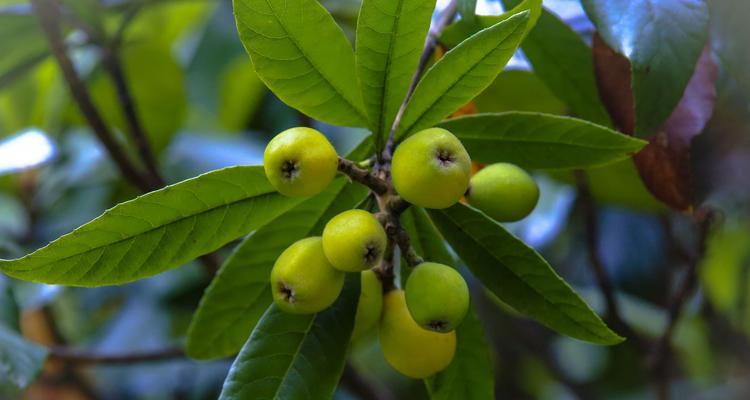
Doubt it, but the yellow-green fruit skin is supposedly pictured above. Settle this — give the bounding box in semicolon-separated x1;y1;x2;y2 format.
392;128;471;209
322;210;387;272
351;270;383;340
405;262;469;332
467;163;539;222
270;237;344;314
379;290;456;378
263;127;338;197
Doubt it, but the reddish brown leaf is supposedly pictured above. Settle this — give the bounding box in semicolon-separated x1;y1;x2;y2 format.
633;47;717;212
593;35;717;211
592;34;635;135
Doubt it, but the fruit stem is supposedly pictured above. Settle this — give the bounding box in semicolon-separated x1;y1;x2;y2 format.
338;157;390;195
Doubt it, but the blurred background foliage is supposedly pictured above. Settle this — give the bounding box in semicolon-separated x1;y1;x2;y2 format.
0;0;748;399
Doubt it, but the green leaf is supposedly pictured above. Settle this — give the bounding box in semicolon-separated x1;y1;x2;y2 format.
186;179;367;359
473;70;566;115
218;56;267;132
123;0;216;47
441;0;541;47
0;166;303;287
219;273;360;400
426;306;494;400
0;325;48;397
502;1;611;126
233;0;368;127
396;11;529;139
399;206;454;284
401;207;454;266
0;12;48;92
581;0;709;135
428;203;623;345
1;59;67;138
438;112;646;169
355;0;435;150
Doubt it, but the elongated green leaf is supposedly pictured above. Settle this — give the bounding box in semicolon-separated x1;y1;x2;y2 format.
399;206;454;284
186;178;367;359
0;167;303;287
219;274;360;400
429;203;623;345
0;13;48;92
441;0;541;47
401;207;453;264
438;112;646;169
502;1;611;126
396;11;528;139
426;306;494;399
581;0;709;135
355;0;435;149
233;0;368;127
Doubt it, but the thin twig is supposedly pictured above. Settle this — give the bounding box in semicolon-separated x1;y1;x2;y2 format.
35;1;221;275
575;171;647;351
650;207;715;400
31;0;155;192
338;157;390;195
374;240;397;292
58;3;164;187
49;346;186;366
100;50;164;187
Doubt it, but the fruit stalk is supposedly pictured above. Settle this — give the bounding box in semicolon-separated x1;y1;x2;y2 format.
338;157;390;195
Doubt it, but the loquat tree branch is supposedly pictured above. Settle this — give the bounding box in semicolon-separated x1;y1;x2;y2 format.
650;207;715;400
575;171;647;351
48;345;186;366
57;2;164;188
31;0;155;193
33;0;221;276
99;50;164;187
338;157;390;195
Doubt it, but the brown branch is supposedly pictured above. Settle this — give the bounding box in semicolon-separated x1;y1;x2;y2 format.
57;2;164;188
48;346;185;366
379;0;459;166
575;171;647;351
650;207;715;400
35;2;222;276
100;50;164;187
338;157;390;195
31;0;155;193
374;240;397;292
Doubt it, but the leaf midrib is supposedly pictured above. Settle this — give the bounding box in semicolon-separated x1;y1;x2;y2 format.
435;208;616;342
270;314;317;399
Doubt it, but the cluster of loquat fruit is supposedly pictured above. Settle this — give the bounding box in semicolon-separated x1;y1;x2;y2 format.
262;126;539;378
